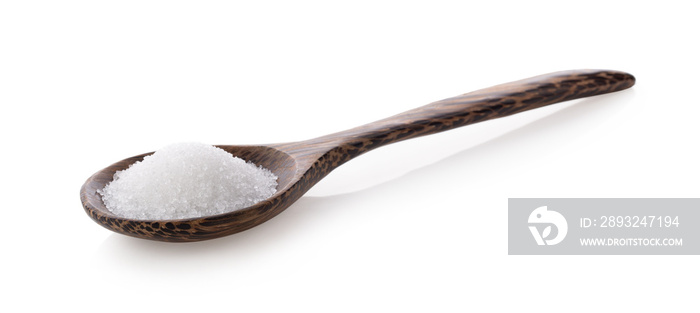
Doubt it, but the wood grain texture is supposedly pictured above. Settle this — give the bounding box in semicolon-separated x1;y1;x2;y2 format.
81;69;635;242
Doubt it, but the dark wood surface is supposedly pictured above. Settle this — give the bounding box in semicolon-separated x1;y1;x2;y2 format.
81;69;635;241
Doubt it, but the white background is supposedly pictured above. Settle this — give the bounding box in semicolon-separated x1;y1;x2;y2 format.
1;1;698;311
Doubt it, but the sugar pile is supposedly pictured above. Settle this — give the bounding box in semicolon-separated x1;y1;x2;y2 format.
98;142;278;220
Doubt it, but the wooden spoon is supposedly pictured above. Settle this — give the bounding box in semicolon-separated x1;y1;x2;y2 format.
81;69;635;242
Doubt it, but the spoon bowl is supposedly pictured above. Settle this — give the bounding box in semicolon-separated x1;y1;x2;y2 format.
81;69;635;241
82;145;302;241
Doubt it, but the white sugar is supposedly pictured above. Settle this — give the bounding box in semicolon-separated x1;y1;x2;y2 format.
98;142;278;220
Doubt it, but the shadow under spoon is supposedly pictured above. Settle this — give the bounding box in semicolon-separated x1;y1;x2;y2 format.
81;69;635;242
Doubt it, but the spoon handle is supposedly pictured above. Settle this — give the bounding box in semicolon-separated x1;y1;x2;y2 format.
304;69;634;159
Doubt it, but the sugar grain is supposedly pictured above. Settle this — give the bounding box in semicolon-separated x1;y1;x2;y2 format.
98;142;278;220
